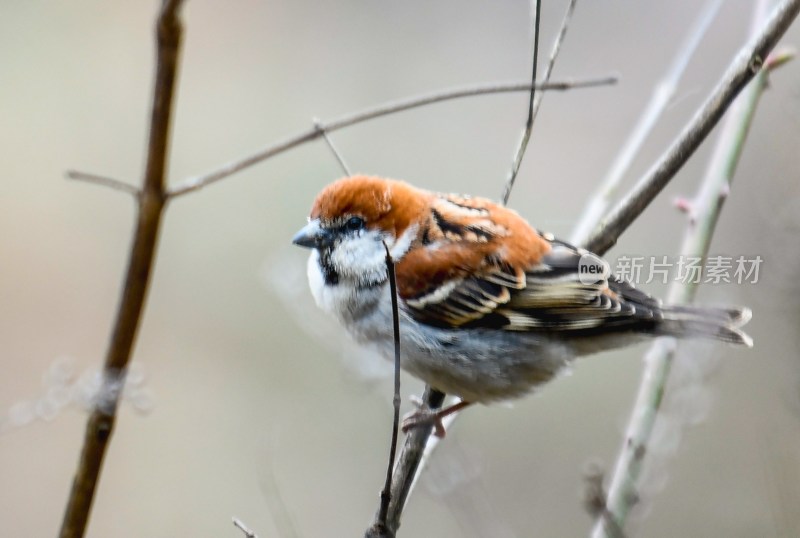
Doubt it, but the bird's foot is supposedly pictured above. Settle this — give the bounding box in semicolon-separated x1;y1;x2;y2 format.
401;396;472;439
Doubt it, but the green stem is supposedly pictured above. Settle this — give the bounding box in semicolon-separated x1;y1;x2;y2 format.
590;4;781;535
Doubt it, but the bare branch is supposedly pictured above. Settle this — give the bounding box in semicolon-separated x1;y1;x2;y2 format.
373;5;590;531
58;1;184;537
500;0;542;206
367;245;404;538
583;0;800;256
313;117;352;176
569;0;723;245
531;0;579;122
380;387;445;536
501;0;580;205
590;2;784;536
166;75;617;198
66;170;140;196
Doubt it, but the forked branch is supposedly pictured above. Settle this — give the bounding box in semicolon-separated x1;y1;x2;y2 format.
590;1;794;536
584;0;800;257
58;2;184;537
167;75;616;198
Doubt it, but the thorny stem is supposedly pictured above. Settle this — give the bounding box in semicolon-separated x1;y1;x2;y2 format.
590;1;791;536
58;2;184;537
569;0;724;246
584;0;800;257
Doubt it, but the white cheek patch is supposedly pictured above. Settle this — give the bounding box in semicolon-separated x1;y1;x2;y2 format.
307;250;326;307
308;250;360;314
312;225;419;291
330;230;388;284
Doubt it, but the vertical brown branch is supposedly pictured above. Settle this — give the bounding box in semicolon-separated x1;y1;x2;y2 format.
58;2;184;537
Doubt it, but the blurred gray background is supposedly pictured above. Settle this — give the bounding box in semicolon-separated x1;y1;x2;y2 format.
1;1;799;536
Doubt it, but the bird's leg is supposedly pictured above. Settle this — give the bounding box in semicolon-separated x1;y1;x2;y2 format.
401;396;472;438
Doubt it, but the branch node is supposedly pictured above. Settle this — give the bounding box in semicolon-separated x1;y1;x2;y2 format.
313;117;352;176
749;54;765;74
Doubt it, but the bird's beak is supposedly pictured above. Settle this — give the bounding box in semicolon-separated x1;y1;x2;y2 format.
292;219;332;249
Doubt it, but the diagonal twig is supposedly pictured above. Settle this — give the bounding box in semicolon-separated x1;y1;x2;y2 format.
500;0;542;205
58;2;185;537
531;0;579;124
569;0;723;246
501;0;581;205
420;0;582;467
368;1;588;533
583;0;800;257
166;75;617;198
313;117;353;176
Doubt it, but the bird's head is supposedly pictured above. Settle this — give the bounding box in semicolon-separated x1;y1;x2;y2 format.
292;176;428;286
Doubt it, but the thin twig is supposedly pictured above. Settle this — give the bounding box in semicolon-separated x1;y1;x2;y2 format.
532;0;580;123
584;0;800;257
232;518;259;538
66;170;140;197
569;0;723;246
372;4;585;531
58;2;184;537
369;244;403;537
166;75;617;198
384;387;445;535
313;117;352;176
411;1;579;459
500;0;542;205
590;2;785;536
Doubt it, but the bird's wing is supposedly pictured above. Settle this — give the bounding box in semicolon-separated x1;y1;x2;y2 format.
395;194;661;332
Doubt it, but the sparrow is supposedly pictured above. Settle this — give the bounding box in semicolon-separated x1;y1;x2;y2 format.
292;175;752;436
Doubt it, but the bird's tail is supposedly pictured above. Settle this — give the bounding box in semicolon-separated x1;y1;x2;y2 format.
655;305;753;347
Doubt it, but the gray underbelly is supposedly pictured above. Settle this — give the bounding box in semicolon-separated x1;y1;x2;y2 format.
362;323;578;403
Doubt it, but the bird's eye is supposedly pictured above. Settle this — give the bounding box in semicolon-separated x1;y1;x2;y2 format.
345;216;365;232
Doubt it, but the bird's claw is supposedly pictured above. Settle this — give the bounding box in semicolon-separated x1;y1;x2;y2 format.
401;396;447;438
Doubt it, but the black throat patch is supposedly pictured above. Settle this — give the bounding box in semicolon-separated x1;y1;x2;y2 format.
318;249;339;285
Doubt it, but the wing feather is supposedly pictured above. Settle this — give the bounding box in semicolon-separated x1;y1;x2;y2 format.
400;230;664;333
